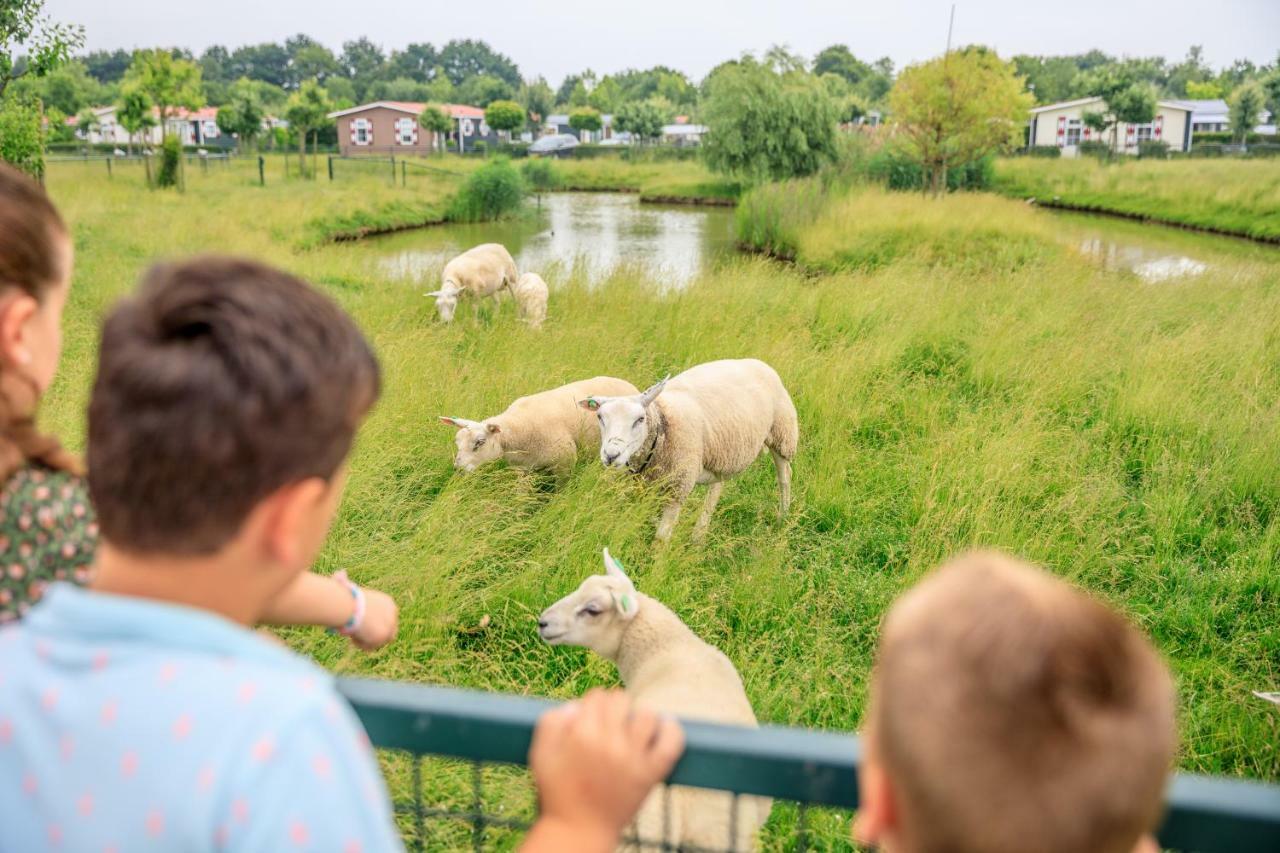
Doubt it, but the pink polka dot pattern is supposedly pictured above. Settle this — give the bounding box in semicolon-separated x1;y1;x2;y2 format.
145;809;164;838
173;713;193;740
120;750;138;778
252;736;275;762
290;820;310;846
77;792;94;816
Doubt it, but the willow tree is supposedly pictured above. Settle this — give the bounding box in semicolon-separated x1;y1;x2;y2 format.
889;47;1031;196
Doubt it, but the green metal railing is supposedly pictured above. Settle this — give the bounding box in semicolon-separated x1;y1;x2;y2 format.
338;677;1280;852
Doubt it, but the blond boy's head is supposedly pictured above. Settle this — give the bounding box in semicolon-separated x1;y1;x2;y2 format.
857;552;1176;853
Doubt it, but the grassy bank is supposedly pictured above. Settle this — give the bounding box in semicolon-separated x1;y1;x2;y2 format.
992;157;1280;242
41;160;1280;848
549;157;742;204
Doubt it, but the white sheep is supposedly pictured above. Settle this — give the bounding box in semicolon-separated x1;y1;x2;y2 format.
426;243;518;322
439;376;640;473
512;272;549;329
580;358;798;542
538;549;771;851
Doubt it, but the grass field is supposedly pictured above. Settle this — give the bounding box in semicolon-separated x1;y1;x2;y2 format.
992;156;1280;241
40;157;1280;849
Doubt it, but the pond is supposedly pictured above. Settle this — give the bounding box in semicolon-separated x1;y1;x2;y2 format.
371;193;739;290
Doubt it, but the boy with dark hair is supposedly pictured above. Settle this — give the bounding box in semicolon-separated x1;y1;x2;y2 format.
0;257;681;852
854;551;1177;853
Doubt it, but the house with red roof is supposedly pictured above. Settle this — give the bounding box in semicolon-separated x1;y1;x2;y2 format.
326;102;498;156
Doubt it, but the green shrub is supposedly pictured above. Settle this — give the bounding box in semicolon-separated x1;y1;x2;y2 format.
0;96;47;179
867;147;993;191
520;158;563;191
1137;140;1170;159
447;156;525;222
1024;145;1062;158
1077;140;1112;159
156;136;182;188
1193;130;1267;145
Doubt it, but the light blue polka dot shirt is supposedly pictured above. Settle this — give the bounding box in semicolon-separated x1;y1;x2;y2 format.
0;583;404;852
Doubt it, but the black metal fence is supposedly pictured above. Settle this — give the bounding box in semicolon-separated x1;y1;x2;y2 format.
338;677;1280;852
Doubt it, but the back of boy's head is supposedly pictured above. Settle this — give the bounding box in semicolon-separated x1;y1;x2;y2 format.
88;257;380;554
869;552;1175;853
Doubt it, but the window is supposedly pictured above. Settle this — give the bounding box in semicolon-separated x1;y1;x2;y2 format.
354;118;371;145
397;118;415;145
1065;118;1082;146
1134;123;1154;143
203;120;219;137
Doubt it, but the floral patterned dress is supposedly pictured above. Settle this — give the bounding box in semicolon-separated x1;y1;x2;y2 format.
0;464;97;624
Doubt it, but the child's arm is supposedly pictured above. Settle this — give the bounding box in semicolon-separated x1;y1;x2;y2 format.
260;571;399;650
521;689;684;853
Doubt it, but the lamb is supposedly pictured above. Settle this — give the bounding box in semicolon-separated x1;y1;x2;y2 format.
538;549;771;851
439;376;640;473
512;272;549;328
426;242;518;322
580;358;798;542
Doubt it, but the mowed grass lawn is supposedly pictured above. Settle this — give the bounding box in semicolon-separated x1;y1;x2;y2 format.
992;155;1280;241
41;157;1280;849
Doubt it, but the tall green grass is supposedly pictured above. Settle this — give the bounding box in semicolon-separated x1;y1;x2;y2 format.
992;156;1280;241
38;159;1280;849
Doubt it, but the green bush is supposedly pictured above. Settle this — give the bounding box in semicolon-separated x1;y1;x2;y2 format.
1137;140;1170;159
156;136;182;188
447;156;526;222
1193;130;1266;145
520;158;563;191
1077;140;1112;159
498;142;529;158
1024;145;1062;158
867;147;993;191
0;96;47;179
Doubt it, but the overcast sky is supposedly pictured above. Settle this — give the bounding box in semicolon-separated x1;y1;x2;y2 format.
46;0;1279;85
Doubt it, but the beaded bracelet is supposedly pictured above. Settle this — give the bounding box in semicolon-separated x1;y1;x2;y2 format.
330;570;366;637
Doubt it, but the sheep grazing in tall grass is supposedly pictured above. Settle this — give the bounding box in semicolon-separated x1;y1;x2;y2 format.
581;359;798;542
426;242;517;322
512;272;549;328
439;376;639;474
538;549;771;851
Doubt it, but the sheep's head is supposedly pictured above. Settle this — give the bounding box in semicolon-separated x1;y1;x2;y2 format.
538;548;639;660
439;416;503;472
578;376;668;469
426;279;462;322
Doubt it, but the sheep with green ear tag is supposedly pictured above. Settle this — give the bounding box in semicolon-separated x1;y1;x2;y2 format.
537;548;771;851
437;376;637;473
426;243;517;322
581;358;799;543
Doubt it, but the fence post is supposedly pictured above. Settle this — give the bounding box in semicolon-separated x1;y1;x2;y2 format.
390;155;396;186
258;156;265;187
144;154;152;189
328;156;334;182
106;157;112;179
401;160;406;187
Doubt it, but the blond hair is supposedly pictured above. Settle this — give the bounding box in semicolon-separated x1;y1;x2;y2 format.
869;551;1176;853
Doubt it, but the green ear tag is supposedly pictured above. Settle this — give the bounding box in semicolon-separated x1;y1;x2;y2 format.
620;593;633;614
587;399;599;411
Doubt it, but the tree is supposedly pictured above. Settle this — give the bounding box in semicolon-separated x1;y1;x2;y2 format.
1167;45;1212;98
484;99;524;139
216;77;266;151
82;48;131;83
457;74;512;107
438;39;520;87
289;43;339;88
418;105;451;153
387;43;438;82
0;92;45;176
1260;71;1280;126
1185;80;1224;100
556;73;586;106
1075;64;1156;152
423;67;455;104
762;44;806;74
1227;81;1265;142
339;38;385;99
227;42;290;88
123;49;203;140
587;76;621;112
888;47;1032;196
117;87;156;155
568;106;602;138
614;99;669;143
75;105;99;139
0;0;84;98
701;57;839;182
519;76;554;123
813;44;872;86
283;80;331;177
32;59;102;114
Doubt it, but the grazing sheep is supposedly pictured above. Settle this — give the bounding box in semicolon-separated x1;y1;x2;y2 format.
538;549;771;851
426;243;517;322
512;272;549;328
580;358;798;542
439;376;639;473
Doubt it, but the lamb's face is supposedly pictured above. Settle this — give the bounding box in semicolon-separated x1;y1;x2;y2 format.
428;279;461;322
593;397;650;469
439;418;502;472
538;549;639;658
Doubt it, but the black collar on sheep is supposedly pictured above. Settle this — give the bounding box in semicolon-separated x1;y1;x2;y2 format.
628;404;666;475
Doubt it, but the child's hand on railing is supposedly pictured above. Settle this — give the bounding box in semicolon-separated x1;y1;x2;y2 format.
522;688;685;852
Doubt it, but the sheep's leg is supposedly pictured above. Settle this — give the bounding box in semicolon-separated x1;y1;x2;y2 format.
655;501;683;543
771;449;792;518
692;481;724;544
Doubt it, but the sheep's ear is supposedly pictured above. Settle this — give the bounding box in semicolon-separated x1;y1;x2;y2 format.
439;416;463;428
612;588;638;619
486;423;501;434
639;376;670;407
579;397;605;411
602;548;634;584
425;290;445;297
